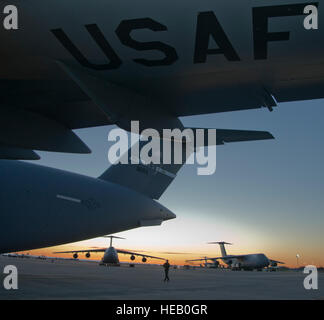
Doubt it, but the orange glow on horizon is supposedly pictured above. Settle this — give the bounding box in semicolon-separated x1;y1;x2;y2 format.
14;212;324;268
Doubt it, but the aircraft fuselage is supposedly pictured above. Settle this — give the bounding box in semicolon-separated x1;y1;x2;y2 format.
101;247;120;265
222;253;270;270
0;160;175;253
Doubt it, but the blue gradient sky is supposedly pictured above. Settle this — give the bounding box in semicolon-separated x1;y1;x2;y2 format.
27;99;324;266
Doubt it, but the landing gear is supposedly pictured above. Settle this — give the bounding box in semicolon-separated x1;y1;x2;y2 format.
231;263;242;271
99;262;120;267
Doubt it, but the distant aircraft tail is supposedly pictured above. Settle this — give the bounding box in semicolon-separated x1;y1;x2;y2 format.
103;235;125;247
208;241;233;257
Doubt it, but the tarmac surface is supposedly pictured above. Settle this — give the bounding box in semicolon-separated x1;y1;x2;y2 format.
0;256;323;300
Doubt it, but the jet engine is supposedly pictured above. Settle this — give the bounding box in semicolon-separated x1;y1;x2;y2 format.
130;255;135;261
142;257;147;263
85;252;90;258
73;253;78;259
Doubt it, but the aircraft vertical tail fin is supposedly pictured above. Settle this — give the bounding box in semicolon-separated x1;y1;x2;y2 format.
99;138;192;199
208;241;233;257
103;235;125;247
99;127;273;199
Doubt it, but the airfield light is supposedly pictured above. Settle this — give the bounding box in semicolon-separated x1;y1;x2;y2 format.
296;254;300;268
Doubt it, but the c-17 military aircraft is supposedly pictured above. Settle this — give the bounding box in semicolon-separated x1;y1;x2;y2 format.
53;235;166;266
187;242;284;271
0;1;322;253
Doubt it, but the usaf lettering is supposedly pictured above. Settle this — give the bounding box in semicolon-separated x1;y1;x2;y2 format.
51;2;319;70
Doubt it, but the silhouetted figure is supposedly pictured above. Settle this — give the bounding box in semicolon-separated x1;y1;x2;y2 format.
163;260;170;282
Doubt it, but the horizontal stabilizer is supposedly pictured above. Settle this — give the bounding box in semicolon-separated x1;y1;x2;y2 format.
0;145;40;160
188;128;274;146
0;107;91;154
208;242;233;245
102;235;125;240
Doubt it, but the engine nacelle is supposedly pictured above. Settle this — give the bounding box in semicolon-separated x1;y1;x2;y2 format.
130;255;135;261
142;257;147;263
73;253;78;259
85;252;90;258
270;262;277;267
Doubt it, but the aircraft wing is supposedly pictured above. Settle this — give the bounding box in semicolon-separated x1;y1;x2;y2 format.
53;248;107;254
0;145;40;160
186;257;221;262
187;255;248;262
116;249;166;261
0;62;274;162
269;259;285;264
0;80;273;162
0;60;274;161
220;255;248;261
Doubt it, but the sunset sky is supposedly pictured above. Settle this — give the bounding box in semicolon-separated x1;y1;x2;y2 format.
21;98;324;267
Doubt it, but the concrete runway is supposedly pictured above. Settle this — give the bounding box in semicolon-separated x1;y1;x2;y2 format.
0;256;323;300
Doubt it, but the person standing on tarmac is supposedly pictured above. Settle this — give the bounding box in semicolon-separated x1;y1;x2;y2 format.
163;260;170;282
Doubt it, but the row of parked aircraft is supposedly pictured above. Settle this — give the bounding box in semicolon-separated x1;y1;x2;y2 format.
50;236;284;271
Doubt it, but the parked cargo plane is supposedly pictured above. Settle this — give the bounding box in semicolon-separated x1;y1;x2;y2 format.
54;235;166;266
187;242;284;271
0;1;321;253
